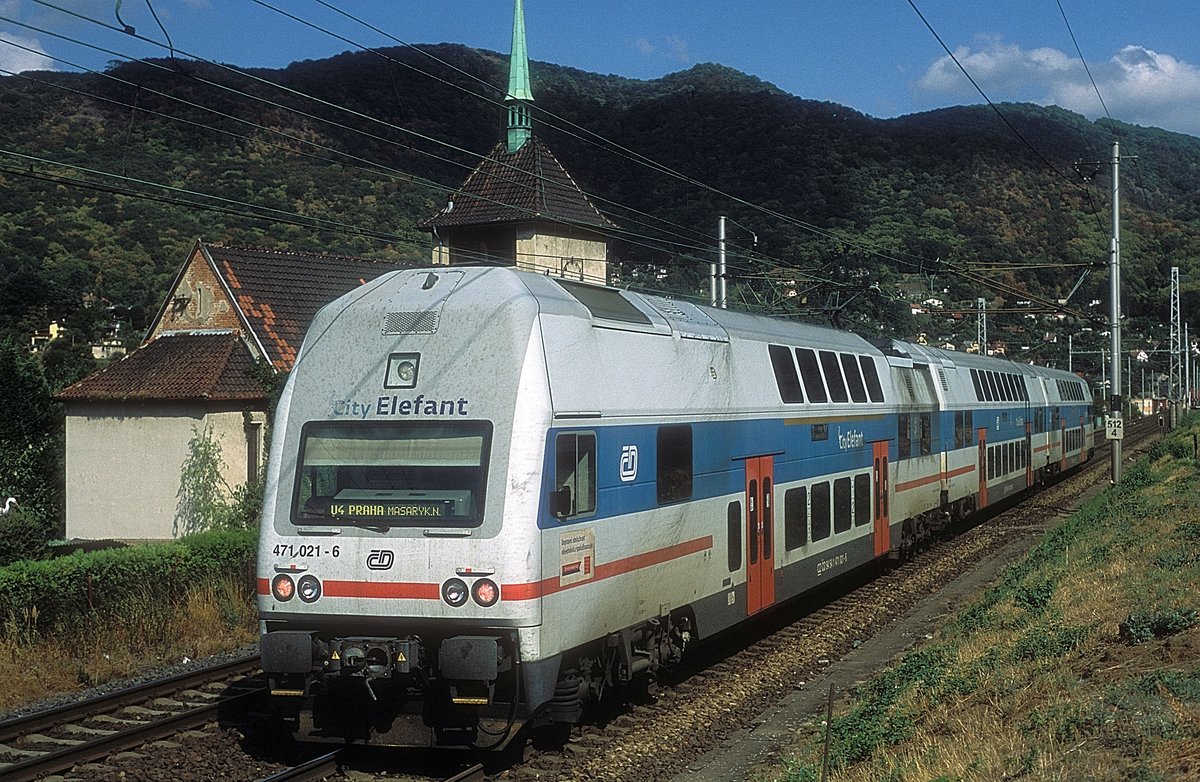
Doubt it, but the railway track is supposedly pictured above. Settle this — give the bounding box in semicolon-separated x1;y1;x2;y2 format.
0;655;263;782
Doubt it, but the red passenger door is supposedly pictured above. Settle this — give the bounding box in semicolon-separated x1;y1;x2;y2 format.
977;428;988;508
745;456;775;615
872;440;890;557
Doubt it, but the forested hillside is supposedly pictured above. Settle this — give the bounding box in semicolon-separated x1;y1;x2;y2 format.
2;43;1199;350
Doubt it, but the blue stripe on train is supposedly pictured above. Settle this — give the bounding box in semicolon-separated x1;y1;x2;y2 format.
536;403;1090;529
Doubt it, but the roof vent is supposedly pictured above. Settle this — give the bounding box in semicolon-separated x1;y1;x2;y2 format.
382;311;440;335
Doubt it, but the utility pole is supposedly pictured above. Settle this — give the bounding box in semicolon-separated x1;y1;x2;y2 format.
1171;266;1181;403
1108;141;1123;483
713;216;727;308
1186;322;1192;408
1068;333;1073;373
977;298;987;355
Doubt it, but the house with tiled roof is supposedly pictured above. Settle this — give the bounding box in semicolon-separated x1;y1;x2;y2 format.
419;0;614;285
56;239;408;540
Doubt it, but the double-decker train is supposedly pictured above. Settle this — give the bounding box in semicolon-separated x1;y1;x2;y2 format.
256;266;1094;748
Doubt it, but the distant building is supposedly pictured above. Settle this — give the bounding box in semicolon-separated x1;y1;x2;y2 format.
30;321;63;353
55;240;408;540
418;0;615;284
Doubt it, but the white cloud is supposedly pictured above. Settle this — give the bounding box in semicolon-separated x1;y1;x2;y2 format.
0;31;56;74
629;35;693;66
916;37;1200;137
665;35;691;64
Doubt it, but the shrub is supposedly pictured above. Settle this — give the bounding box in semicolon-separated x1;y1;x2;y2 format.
0;508;53;567
1119;608;1198;645
0;528;257;637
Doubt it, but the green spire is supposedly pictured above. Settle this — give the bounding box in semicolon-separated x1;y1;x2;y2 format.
506;0;533;152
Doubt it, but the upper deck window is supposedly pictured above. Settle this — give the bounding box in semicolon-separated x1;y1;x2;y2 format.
859;356;885;402
769;344;804;403
796;349;827;403
819;350;849;403
841;354;868;403
292;421;492;527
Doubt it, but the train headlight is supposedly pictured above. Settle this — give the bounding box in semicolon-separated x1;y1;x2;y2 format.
271;574;296;602
386;352;420;389
442;578;469;607
471;578;499;607
297;575;322;603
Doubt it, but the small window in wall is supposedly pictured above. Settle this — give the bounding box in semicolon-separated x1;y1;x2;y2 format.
970;369;984;401
854;473;871;526
859;356;884;402
554;432;596;519
898;414;911;459
246;421;263;484
1020;377;1030;401
834;476;852;534
841;354;868;403
812;423;829;441
656;425;692;504
819;350;849;403
769;344;804;403
796;349;827;403
954;411;964;449
727;501;741;571
785;486;807;551
811;482;831;541
920;413;932;456
964;410;974;446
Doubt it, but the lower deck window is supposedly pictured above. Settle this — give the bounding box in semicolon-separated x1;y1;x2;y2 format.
811;482;831;541
833;477;852;533
784;487;807;551
854;473;871;526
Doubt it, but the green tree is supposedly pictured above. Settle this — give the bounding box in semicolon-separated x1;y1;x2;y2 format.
0;340;62;541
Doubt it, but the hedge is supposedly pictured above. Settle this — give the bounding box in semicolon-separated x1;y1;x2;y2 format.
0;529;258;636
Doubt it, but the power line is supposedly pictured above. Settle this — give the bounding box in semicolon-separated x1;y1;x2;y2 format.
0;23;754;272
11;1;1104;321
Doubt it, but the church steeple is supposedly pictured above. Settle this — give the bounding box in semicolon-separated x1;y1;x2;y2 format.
505;0;534;153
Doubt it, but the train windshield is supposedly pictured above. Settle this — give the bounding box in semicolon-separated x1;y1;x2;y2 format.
292;421;492;527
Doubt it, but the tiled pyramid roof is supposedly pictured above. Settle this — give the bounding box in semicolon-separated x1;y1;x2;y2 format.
56;332;265;402
419;135;614;231
202;244;409;370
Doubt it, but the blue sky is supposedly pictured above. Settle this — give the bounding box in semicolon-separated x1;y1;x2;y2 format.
2;1;1199;137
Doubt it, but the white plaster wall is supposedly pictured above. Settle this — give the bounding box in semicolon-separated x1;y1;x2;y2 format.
518;232;607;285
64;403;264;541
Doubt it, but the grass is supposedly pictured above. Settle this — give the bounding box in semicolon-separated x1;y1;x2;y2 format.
0;576;257;711
772;422;1200;782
